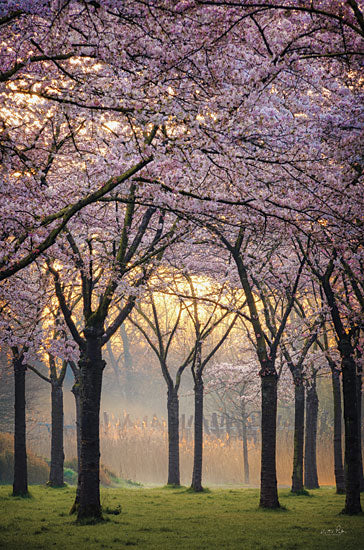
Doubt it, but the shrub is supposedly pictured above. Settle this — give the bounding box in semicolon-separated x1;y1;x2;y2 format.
63;458;139;487
63;467;77;485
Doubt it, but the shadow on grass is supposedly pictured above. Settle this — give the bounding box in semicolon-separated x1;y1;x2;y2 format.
103;504;122;515
10;491;33;499
339;509;364;517
285;489;312;497
257;504;288;512
185;487;212;494
46;482;68;489
75;515;110;526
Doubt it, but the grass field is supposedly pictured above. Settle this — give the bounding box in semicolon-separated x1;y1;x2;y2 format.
0;485;363;550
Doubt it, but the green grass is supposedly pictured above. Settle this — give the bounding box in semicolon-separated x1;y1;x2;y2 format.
0;485;363;549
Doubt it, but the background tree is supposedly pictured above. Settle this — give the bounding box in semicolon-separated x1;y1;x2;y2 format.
0;268;51;496
129;282;193;486
205;357;260;484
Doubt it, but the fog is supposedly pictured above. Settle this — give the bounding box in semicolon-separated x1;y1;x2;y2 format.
18;350;338;488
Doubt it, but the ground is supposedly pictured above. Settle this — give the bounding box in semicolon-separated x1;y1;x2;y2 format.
0;485;363;549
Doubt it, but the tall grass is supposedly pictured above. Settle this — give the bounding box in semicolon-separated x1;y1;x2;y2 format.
28;413;336;487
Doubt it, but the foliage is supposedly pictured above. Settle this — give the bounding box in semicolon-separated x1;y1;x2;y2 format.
0;485;363;549
0;0;363;518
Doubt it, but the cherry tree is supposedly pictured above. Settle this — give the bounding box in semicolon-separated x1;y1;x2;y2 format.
206;357;260;484
0;267;51;496
1;0;363;519
27;331;72;488
129;284;194;486
316;327;345;494
45;190;179;519
181;276;239;492
297;239;363;513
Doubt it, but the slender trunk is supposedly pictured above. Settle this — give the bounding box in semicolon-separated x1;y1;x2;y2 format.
331;366;345;494
304;379;319;489
259;369;279;508
106;340;122;393
121;325;133;398
242;416;250;484
340;339;361;513
356;367;364;491
191;375;204;492
167;386;180;486
13;356;28;497
291;381;305;493
75;390;81;475
70;373;81;514
49;383;64;487
77;328;105;521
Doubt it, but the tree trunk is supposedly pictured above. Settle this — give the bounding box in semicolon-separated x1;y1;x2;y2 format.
291;381;305;493
191;376;204;491
13;355;28;497
340;338;362;513
356;366;364;491
259;369;280;508
331;366;345;494
304;379;319;489
322;277;361;513
167;386;180;486
242;416;250;484
70;376;81;514
49;383;64;487
77;327;105;522
121;324;133;398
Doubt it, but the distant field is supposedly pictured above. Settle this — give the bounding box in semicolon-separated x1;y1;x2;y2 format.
0;485;363;549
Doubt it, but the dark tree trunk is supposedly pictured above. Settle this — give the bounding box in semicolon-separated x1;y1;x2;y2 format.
259;370;280;508
13;356;28;497
70;376;81;514
331;366;345;494
242;416;250;484
167;386;180;486
341;339;361;513
356;366;364;491
49;383;64;487
191;376;204;491
322;277;361;513
304;379;319;489
77;327;105;521
291;381;305;493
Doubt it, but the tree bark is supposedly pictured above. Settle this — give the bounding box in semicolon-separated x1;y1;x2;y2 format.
242;415;250;484
291;381;305;493
191;375;204;492
13;355;28;497
49;383;64;487
304;378;319;489
321;275;361;513
331;366;345;494
77;327;105;521
340;339;362;513
167;386;180;486
70;374;81;514
259;370;279;508
356;365;364;491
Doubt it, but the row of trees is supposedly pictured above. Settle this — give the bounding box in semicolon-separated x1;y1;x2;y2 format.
0;0;363;520
1;274;358;493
